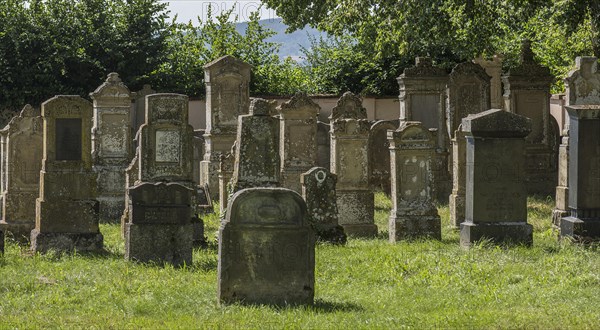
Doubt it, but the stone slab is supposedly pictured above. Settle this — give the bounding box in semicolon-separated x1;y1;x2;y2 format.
460;222;533;247
389;215;441;242
125;223;193;266
30;229;104;253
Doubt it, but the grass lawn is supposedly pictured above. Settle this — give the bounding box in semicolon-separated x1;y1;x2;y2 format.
2;194;600;328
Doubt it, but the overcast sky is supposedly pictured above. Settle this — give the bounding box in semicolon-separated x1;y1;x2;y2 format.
162;0;279;24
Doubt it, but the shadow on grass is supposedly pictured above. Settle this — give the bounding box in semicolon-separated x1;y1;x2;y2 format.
310;299;364;313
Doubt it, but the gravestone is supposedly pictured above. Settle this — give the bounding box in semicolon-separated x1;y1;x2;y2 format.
31;96;103;253
193;129;205;185
301;167;346;244
554;57;600;226
316;121;330;169
0;105;42;241
460;109;533;246
230;98;280;193
473;55;504;109
200;56;251;200
90;73;133;222
368;120;398;194
133;84;155;132
330;92;377;237
502;40;558;195
278;92;320;193
218;188;315;305
218;152;234;215
397;57;451;201
124;182;194;266
388;121;441;241
446;62;491;228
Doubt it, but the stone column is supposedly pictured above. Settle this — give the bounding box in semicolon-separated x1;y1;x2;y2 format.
460;109;533;247
560;105;600;240
90;73;133;222
278;92;320;193
473;55;504;109
449;128;467;228
388;121;441;241
200;56;251;200
330;92;377;237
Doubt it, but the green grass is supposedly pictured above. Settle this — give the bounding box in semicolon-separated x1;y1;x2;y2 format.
2;194;600;328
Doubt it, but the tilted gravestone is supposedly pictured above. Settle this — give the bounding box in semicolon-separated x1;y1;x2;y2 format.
278;92;320;193
32;96;103;253
553;57;600;226
368;120;398;195
90;73;133;222
218;188;315;305
473;55;504;109
125;182;194;266
0;105;43;241
460;109;533;246
446;62;491;228
397;57;451;202
330;92;377;237
502;40;559;195
301;167;346;244
230;98;280;193
388;121;441;241
200;56;251;200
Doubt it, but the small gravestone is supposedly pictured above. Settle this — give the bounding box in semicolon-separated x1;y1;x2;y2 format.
218;188;315;305
368;120;398;194
473;55;504;109
0;105;43;241
125;182;194;266
460;109;533;246
388;121;441;241
330;92;377;237
278;93;320;193
32;96;103;253
301;167;347;244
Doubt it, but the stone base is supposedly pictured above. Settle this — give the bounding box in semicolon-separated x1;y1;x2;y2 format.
0;221;34;244
192;218;206;248
389;215;441;242
125;223;193;267
560;216;600;242
341;223;378;238
449;193;465;228
30;229;104;254
313;223;347;245
460;222;533;247
552;209;569;228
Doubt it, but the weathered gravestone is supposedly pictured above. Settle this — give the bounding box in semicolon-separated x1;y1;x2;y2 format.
218;188;315;305
200;56;251;200
388;121;441;241
330;92;377;237
368;120;398;194
278;92;320;193
230;98;280;193
553;57;600;226
446;62;491;228
125;182;194;266
90;73;133;222
316;121;330;169
559;104;600;240
473;55;504;109
133;85;155;132
301;167;347;244
460;109;533;246
502;40;559;195
397;57;451;202
0;105;42;241
32;96;103;253
218;152;235;215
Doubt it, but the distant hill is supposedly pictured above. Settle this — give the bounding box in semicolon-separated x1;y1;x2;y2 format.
235;18;327;61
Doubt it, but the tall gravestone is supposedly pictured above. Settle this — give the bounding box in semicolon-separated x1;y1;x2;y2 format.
90;73;133;221
460;109;533;246
502;40;559;195
316;121;330;169
301;167;346;244
397;57;451;201
122;94;196;265
447;62;491;228
473;55;504;109
0;105;42;241
388;121;441;241
201;56;251;200
553;57;600;226
368;120;398;194
278;92;320;193
218;188;315;305
230;98;280;193
330;92;377;237
31;96;103;253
